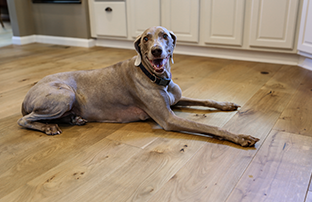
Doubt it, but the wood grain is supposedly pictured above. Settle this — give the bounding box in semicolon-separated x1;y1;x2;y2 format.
54;134;207;202
106;120;165;149
223;65;306;140
0;121;124;197
1;44;312;202
0;138;140;202
174;62;282;128
273;70;312;137
148;65;306;202
0;85;31;119
227;130;312;202
148;139;254;202
171;56;232;91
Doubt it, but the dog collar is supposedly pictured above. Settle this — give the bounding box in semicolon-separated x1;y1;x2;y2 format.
138;63;171;86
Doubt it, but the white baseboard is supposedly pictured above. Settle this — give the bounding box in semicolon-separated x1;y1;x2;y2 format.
95;38;300;66
298;56;312;71
96;38;134;50
11;36;307;67
298;51;312;70
12;35;36;45
174;45;299;66
12;35;96;48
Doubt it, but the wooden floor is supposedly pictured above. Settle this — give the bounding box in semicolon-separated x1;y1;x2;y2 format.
1;43;312;202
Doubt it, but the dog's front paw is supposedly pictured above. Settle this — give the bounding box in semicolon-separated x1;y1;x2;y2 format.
237;134;259;147
220;102;240;111
43;124;62;135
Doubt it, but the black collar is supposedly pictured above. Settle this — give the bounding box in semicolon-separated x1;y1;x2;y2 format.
138;62;171;86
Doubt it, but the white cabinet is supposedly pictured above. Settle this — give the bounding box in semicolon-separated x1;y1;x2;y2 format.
88;0;302;55
249;0;300;49
201;0;300;50
127;0;199;42
298;0;312;55
128;0;161;38
89;1;127;37
202;0;245;46
162;0;200;42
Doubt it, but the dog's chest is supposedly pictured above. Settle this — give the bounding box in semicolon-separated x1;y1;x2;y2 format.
83;105;149;123
115;106;150;122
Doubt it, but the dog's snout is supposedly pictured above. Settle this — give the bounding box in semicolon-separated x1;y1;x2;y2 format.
151;47;163;57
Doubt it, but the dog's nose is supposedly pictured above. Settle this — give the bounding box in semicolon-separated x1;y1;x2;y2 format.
151;47;163;57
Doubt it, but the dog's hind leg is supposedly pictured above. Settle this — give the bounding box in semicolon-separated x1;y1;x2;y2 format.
18;112;63;135
18;101;72;135
174;96;240;111
18;85;76;135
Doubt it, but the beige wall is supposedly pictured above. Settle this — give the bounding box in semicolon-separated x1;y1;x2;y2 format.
7;0;36;36
7;0;91;39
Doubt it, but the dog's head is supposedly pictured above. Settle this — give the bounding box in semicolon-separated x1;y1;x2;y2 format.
134;26;176;75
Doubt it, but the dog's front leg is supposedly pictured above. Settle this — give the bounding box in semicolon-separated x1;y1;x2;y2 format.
175;96;240;111
161;113;259;147
140;89;258;147
148;105;259;147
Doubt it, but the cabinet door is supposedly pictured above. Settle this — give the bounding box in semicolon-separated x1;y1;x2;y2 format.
298;0;312;55
93;2;127;37
162;0;199;42
249;0;299;49
128;0;161;38
202;0;245;46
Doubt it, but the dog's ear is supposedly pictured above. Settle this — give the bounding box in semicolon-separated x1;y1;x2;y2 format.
134;34;142;66
169;31;176;64
169;31;177;48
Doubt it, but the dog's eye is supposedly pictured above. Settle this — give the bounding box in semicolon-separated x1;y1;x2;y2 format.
143;37;149;42
163;34;168;39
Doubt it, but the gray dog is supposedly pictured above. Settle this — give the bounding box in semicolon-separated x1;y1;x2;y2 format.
18;26;259;147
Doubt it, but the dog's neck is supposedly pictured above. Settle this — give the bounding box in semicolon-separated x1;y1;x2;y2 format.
139;59;171;86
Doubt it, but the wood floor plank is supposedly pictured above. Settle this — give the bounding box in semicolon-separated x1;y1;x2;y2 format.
148;138;255;202
273;70;312;137
0;44;58;65
171;56;233;91
106;121;166;149
56;47;136;66
227;130;312;202
148;65;305;202
0;45;94;71
0;114;54;161
0;62;63;93
181;61;280;100
0;120;125;197
0;49;105;93
174;62;282;127
223;65;306;141
0;60;104;94
0;85;31;119
1;43;312;202
56;134;208;202
0;138;141;202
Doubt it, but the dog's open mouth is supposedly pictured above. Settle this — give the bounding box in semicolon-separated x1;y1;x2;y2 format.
148;57;169;73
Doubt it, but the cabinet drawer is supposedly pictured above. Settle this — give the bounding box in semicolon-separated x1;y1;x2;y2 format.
93;2;127;37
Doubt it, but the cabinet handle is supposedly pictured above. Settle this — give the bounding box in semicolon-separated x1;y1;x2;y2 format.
105;7;113;12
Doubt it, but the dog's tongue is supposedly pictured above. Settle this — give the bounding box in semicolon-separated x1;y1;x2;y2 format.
150;59;166;73
153;59;164;68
